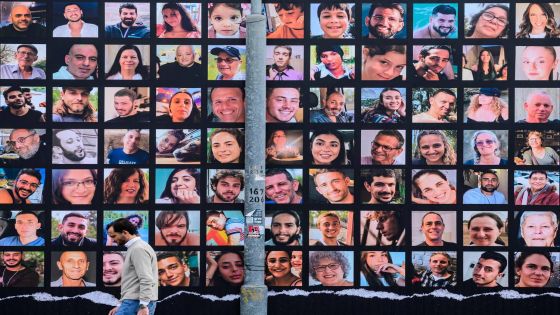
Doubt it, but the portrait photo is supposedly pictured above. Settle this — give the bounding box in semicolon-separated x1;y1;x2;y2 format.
359;169;405;205
206;250;245;287
52;87;98;123
411;251;457;288
104;2;150;39
411;45;457;81
103;129;149;166
0;251;43;287
411;169;457;205
412;3;458;39
207;3;251;39
310;45;355;81
104;87;150;123
265;209;303;246
513;130;559;166
154;210;200;246
0;1;46;39
513;170;560;206
51;43;99;80
309;129;354;166
0;44;46;80
360;129;405;165
51;169;98;205
265;250;303;287
310;3;355;39
361;45;406;81
411;130;457;166
104;45;151;80
463;130;509;166
207;128;244;165
265;45;304;81
155;3;201;38
103;210;149;246
156;129;201;165
52;129;98;165
309;251;354;286
362;3;406;39
359;211;406;246
52;2;99;38
265;129;303;165
309;211;353;246
514;252;560;287
0;128;47;167
309;88;355;123
206;169;245;204
156;45;202;82
361;88;406;124
462;45;508;82
360;251;405;287
411;211;457;246
515;46;560;81
309;168;355;204
514;88;560;124
515;3;560;39
51;211;97;248
155;87;201;124
463;169;508;205
463;251;508;288
264;168;303;205
0;210;45;246
464;3;509;39
513;211;559;247
156;251;200;287
50;251;95;287
208;45;247;80
103;168;149;205
206;210;245;246
265;3;304;39
411;88;457;123
0;168;45;204
463;88;509;123
155;168;201;204
462;211;511;246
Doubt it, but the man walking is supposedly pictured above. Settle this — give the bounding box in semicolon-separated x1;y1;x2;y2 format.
107;218;157;315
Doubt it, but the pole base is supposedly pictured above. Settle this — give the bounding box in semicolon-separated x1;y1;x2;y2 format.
240;284;268;315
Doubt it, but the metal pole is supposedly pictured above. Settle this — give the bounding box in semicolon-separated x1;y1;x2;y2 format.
241;0;267;315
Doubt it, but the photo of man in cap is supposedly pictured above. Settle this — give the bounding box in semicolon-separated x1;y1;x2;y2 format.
209;46;245;80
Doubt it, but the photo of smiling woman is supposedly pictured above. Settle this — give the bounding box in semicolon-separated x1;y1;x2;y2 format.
309;130;351;166
515;251;555;288
412;130;457;166
516;3;560;39
52;169;97;205
105;45;149;80
412;169;457;204
360;251;405;287
464;130;508;166
208;128;244;164
361;88;406;124
156;168;200;204
463;211;507;246
309;251;353;287
103;168;149;204
361;45;406;81
265;251;302;287
157;2;201;38
206;251;245;287
465;3;509;39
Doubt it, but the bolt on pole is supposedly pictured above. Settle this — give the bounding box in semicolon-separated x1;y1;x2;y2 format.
241;0;267;315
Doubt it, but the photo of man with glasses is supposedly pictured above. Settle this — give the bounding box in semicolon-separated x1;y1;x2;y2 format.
209;46;245;80
0;169;42;204
360;130;405;165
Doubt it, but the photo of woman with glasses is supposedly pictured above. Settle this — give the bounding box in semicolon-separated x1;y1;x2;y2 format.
265;251;302;287
464;130;508;166
515;131;560;166
52;169;97;205
309;251;353;287
465;4;509;39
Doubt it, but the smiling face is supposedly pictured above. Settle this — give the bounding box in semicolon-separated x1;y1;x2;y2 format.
314;258;345;286
120;8;137;26
528;4;547;34
118;49;139;72
472;7;508;38
157;133;179;154
469;216;501;246
311;134;341;165
162;8;182;29
474;133;498;158
122;130;141;153
113;95;135;117
324;92;345;117
119;172;141;202
418;134;445;164
57;251;89;282
2;252;23;269
58;216;88;244
318;215;341;240
428;92;454;119
521;214;557;247
266;88;300;123
430;13;456;37
15;46;37;68
60;169;95;204
64;4;83;22
529;173;547;192
429;254;450;276
421;49;450;74
271;213;300;245
265;173;299;204
314;171;351;203
10;129;40;160
366;7;403;39
415;173;453;204
176;45;195;67
14;174;40;201
209;4;242;36
267;251;291;281
10;6;31;31
516;254;551;287
102;253;123;286
158;256;188;286
370;134;403;165
170;170;197;198
211;131;241;163
421;213;444;243
216;52;242;79
169;93;193;122
365;176;396;204
380;90;403;112
57;130;86;161
218;253;244;285
480;173;499;193
211;88;245;122
362;51;406;80
319;7;349;38
521;46;558;81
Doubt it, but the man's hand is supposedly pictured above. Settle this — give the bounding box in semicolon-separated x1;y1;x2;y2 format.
137;306;149;315
108;306;118;315
422;69;439;81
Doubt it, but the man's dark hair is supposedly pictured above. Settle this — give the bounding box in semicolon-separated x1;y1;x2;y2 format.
421;211;444;226
119;3;137;14
156;211;189;230
16;168;42;183
316;3;350;18
207;210;225;219
16;45;38;55
61;212;87;224
432;88;456;99
265;168;294;181
480;170;499;181
64;3;82;11
375;130;404;148
419;45;452;58
368;3;404;18
20;88;31;93
157;251;182;262
114;88;137;103
106;218;138;235
432;5;456;16
15;210;39;220
3;86;23;100
529;170;548;179
274;3;304;13
271;210;300;227
480;251;507;273
364;169;397;183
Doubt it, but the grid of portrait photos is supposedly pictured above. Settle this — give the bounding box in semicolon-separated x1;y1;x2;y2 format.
0;1;559;293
